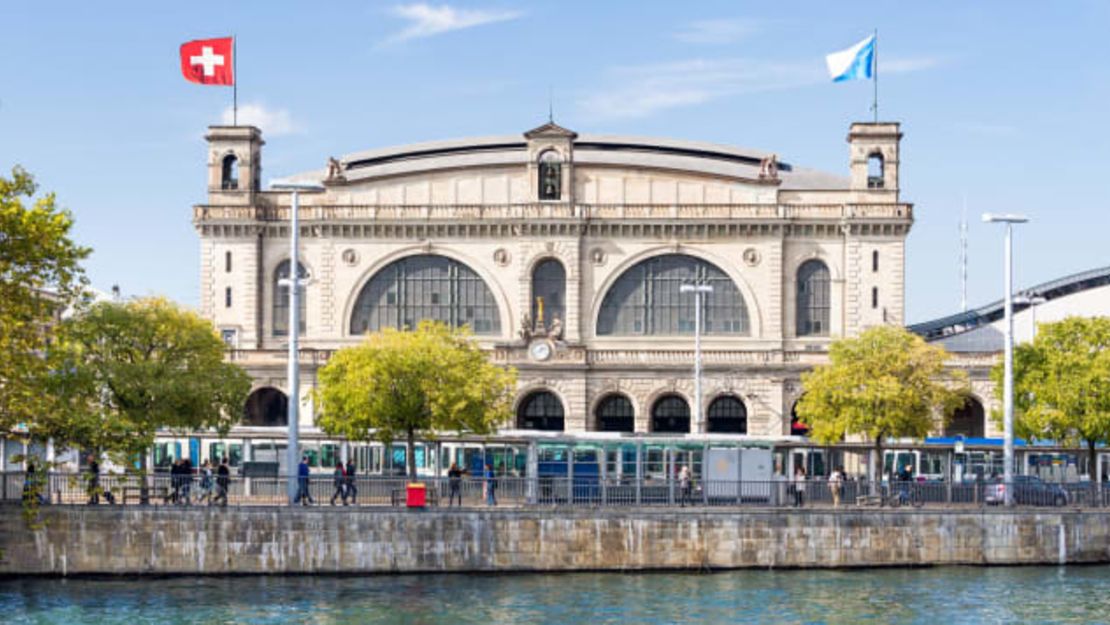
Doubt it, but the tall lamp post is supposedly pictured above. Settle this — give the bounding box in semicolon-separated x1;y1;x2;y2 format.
680;283;714;433
983;212;1029;507
271;179;324;505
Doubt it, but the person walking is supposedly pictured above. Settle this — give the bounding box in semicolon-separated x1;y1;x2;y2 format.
295;456;314;505
180;458;193;506
344;458;357;505
829;466;844;508
678;465;692;507
330;461;347;506
448;462;464;507
484;463;497;506
86;455;100;505
197;459;214;505
792;465;806;507
215;457;230;507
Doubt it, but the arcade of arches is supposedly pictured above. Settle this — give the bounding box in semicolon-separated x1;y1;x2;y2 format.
243;387;288;427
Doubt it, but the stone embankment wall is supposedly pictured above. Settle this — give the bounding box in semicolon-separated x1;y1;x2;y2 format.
2;507;1108;575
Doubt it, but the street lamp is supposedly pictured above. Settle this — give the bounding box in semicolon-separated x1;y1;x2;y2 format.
271;179;324;505
983;212;1029;507
680;283;713;434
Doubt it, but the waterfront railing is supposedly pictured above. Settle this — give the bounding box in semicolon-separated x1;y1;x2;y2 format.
2;472;1106;510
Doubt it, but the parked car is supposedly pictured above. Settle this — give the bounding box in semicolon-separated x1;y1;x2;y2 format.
985;475;1069;506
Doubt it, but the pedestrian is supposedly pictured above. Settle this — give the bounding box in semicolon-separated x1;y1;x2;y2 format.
898;463;913;504
793;465;806;507
484;463;497;506
448;462;464;506
180;458;193;506
344;458;357;505
679;465;692;507
295;456;314;505
198;459;214;505
215;457;230;507
23;460;39;505
87;455;100;505
829;466;844;508
330;461;347;506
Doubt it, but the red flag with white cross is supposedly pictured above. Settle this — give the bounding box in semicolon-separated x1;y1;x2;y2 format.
180;37;234;86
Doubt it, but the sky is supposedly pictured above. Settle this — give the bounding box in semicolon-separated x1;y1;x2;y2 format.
1;1;1108;323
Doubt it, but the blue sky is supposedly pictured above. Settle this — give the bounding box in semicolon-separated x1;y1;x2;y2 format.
2;1;1107;323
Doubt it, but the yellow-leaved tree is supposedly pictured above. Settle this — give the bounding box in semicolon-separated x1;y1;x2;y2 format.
315;321;516;479
796;325;968;481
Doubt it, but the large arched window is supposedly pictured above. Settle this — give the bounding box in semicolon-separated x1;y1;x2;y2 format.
707;395;747;434
349;255;501;335
796;260;830;337
595;394;635;432
651;395;690;433
243;387;288;427
597;254;749;336
273;260;307;337
531;259;566;335
946;396;985;438
517;391;565;431
221;154;239;190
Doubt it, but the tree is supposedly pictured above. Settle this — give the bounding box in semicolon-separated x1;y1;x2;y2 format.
0;166;90;432
796;325;967;481
39;297;251;467
315;321;516;479
993;316;1110;474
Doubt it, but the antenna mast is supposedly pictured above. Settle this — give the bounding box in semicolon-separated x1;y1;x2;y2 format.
960;195;968;312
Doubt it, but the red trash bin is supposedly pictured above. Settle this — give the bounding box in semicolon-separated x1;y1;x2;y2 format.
406;482;426;508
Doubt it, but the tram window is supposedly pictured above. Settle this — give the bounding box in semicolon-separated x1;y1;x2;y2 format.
921;452;945;477
153;443;176;470
644;448;666;478
884;451;917;477
321;444;339;468
209;443;226;464
303;448;320;468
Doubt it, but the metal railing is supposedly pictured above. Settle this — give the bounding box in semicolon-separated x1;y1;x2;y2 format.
3;473;1108;510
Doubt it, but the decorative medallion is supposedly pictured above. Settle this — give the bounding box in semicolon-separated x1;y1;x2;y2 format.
493;248;511;266
742;248;761;267
341;248;359;266
590;248;606;266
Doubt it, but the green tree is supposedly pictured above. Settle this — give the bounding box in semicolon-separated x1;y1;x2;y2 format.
0;166;90;432
993;316;1110;474
40;297;251;469
796;325;967;481
315;321;516;479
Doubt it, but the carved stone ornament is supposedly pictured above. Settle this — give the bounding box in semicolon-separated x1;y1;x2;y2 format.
325;156;346;182
341;248;359;266
758;154;779;181
590;248;606;266
493;248;511;266
742;248;761;267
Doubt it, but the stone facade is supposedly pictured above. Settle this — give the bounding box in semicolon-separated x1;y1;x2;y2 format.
194;122;913;436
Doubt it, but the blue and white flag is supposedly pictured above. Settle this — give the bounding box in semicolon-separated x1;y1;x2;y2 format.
825;35;875;82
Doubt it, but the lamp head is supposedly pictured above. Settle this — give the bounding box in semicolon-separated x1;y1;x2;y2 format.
270;179;325;192
981;213;1029;224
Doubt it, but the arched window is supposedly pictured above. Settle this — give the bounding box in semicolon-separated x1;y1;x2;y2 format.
796;260;830;337
651;394;690;433
596;394;635;432
867;152;884;188
538;150;561;200
517;391;565;431
946;396;985;438
221;154;239;190
243;387;288;427
531;259;566;335
597;254;749;336
272;260;307;337
349;255;501;335
707;395;747;434
790;399;810;436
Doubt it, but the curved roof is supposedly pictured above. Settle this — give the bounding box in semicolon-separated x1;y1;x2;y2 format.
292;131;849;190
908;265;1110;342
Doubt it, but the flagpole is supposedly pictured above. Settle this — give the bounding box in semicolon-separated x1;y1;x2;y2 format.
872;28;879;123
233;35;238;126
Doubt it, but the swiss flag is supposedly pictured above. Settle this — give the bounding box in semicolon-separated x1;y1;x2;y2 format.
180;37;234;86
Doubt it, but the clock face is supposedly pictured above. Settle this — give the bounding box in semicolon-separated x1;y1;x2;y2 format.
529;341;552;361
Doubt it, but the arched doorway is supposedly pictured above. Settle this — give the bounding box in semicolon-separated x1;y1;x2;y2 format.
651;395;690;433
595;394;635;432
517;391;565;431
946;396;985;438
707;395;747;434
243;387;288;427
790;399;810;436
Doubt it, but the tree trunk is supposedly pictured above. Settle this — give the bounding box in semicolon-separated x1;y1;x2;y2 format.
139;452;150;505
871;436;883;495
407;428;417;480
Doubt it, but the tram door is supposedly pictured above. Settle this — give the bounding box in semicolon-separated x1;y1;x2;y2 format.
788;449;827;478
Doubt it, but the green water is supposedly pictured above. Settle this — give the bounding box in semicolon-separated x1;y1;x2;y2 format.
3;566;1109;624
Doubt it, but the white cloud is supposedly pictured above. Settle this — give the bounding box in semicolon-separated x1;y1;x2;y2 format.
221;103;297;136
673;18;760;45
579;55;944;121
384;3;522;44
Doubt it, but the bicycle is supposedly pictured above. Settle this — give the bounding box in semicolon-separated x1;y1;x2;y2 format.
884;482;924;508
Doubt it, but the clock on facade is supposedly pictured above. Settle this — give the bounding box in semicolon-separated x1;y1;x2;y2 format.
529;341;553;361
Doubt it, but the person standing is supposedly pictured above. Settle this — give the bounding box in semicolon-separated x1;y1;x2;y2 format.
180;458;193;506
198;459;214;505
295;456;314;505
87;455;100;505
330;461;347;506
484;463;497;506
448;462;464;507
829;467;844;508
215;457;230;507
793;465;806;507
678;465;692;507
344;458;357;505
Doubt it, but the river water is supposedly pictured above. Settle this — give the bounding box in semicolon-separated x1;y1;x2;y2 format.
3;566;1109;624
